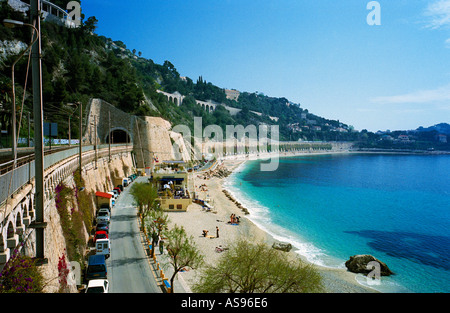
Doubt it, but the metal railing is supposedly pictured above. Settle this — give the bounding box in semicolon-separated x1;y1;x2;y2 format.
0;144;131;207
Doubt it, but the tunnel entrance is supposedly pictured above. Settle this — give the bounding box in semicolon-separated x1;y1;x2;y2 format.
106;129;131;144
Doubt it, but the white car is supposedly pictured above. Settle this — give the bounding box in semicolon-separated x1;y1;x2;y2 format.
98;208;110;216
107;191;117;200
111;190;119;198
85;279;109;293
96;209;110;224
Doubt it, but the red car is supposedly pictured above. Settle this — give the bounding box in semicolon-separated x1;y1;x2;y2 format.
94;231;108;242
113;187;121;195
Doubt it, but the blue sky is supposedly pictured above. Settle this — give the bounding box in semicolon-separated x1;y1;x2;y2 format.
81;0;450;132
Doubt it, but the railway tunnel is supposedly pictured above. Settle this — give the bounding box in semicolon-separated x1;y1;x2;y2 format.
105;128;132;144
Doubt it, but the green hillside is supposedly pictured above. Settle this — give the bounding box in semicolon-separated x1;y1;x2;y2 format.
1;2;448;151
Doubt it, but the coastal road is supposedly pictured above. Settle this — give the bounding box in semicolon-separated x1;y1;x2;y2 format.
107;176;160;293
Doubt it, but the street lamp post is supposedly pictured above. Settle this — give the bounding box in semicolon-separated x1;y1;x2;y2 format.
79;101;82;177
3;6;45;262
30;0;45;261
68;104;77;147
67;102;81;172
94;115;97;169
3;19;39;160
68;115;71;147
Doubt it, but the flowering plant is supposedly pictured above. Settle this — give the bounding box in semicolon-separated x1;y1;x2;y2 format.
0;249;43;293
57;252;70;292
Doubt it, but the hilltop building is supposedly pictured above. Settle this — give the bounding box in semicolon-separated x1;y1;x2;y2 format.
224;89;240;101
6;0;80;28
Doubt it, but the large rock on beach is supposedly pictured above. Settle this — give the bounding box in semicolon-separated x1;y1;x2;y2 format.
272;242;293;252
345;254;394;276
214;167;231;178
199;165;232;180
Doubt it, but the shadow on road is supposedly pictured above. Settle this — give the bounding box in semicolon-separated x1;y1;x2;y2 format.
110;256;149;267
111;213;136;222
110;230;135;240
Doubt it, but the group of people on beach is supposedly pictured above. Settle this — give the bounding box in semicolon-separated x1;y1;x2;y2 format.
229;213;240;224
202;226;219;238
200;214;240;239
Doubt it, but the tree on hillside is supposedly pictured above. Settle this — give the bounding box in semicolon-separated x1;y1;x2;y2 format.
119;81;145;113
192;239;323;293
82;16;98;34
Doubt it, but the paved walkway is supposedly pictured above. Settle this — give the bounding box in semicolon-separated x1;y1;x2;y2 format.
138;218;191;293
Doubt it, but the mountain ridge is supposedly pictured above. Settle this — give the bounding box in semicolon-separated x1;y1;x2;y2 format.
0;1;448;151
415;123;450;135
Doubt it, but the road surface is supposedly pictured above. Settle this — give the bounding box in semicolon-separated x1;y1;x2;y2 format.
107;176;160;293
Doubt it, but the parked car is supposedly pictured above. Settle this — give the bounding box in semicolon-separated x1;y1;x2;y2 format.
96;210;110;225
86;255;107;280
96;222;109;234
111;190;119;198
94;230;108;242
113;187;121;195
85;279;109;293
117;184;123;191
96;238;110;259
107;191;117;200
98;208;110;216
99;203;111;214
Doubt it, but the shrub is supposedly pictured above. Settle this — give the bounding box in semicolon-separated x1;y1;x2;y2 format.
0;250;44;293
193;239;323;293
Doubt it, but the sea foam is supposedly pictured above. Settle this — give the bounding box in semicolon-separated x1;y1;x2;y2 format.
223;167;333;268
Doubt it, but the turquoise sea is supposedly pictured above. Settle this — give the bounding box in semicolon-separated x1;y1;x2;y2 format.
224;153;450;293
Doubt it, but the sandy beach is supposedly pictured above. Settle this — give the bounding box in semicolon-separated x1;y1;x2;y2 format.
167;153;378;293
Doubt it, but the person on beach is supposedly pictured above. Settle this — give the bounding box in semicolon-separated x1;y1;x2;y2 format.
152;232;159;247
216;226;219;238
202;230;209;237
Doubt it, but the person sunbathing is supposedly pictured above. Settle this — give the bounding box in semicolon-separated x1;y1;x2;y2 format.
215;246;229;253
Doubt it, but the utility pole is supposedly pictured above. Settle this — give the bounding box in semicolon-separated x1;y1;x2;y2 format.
68;115;71;147
108;111;111;162
94;115;97;169
31;0;45;260
27;111;30;147
79;101;82;177
135;116;145;168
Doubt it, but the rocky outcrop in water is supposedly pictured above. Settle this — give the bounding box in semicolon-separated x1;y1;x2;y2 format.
345;254;394;276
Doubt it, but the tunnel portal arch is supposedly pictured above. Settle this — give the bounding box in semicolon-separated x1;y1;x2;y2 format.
105;128;132;144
